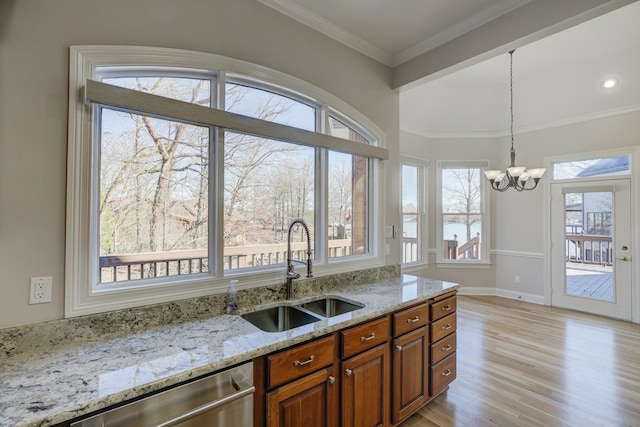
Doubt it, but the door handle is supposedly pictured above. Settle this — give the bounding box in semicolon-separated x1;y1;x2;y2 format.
617;256;630;261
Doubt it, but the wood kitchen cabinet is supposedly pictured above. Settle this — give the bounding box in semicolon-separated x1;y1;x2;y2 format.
256;335;338;427
254;291;457;427
340;316;391;427
267;366;338;427
391;302;429;425
429;292;457;397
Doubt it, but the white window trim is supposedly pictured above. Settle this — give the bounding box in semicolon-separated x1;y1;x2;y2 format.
66;45;387;317
435;160;491;266
400;156;429;270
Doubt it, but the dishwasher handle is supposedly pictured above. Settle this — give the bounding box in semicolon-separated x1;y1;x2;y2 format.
151;383;255;427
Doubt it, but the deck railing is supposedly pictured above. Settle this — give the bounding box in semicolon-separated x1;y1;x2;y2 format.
99;239;352;283
565;234;613;266
402;237;418;263
443;233;481;260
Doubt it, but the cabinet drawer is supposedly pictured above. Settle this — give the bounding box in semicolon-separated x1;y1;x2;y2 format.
268;335;335;388
430;353;456;396
430;313;456;343
430;332;456;365
393;303;429;337
341;317;389;359
430;295;456;321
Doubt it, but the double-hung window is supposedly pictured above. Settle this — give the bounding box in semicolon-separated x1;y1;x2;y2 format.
66;46;387;317
400;157;428;267
436;161;489;264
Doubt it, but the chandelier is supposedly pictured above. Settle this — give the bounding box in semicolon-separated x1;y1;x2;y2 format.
484;50;546;192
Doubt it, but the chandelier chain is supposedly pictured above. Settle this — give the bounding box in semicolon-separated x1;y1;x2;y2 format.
510;50;514;149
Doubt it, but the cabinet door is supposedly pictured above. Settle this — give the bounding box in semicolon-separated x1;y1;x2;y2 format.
267;366;338;427
342;343;390;427
392;326;429;424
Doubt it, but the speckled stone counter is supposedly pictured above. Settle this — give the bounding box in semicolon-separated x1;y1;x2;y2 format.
0;272;458;427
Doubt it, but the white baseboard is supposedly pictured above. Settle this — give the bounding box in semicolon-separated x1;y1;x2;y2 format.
457;286;496;296
458;286;545;305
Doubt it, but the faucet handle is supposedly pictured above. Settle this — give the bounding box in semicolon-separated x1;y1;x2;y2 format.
287;271;300;279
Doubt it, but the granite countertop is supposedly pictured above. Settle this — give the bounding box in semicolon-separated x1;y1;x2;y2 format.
0;274;458;427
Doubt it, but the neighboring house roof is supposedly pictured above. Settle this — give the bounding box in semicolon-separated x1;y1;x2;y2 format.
577;156;629;177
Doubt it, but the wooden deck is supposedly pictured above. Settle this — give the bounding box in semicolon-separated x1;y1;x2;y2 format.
565;262;613;302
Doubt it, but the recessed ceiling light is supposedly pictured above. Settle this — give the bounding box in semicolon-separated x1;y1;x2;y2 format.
601;77;618;89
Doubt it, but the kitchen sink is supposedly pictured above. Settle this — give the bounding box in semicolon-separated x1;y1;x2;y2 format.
242;306;321;333
301;297;364;318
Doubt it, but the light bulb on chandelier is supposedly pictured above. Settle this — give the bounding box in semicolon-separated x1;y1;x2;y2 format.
484;50;546;192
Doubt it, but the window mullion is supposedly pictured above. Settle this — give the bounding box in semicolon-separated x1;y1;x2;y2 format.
316;147;328;265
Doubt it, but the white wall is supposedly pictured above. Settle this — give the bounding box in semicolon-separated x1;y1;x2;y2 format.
400;111;640;300
0;0;400;329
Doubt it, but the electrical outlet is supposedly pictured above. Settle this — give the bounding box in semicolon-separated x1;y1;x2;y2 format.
514;275;521;284
29;277;52;304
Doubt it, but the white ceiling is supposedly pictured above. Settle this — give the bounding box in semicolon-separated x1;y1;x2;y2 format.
260;0;640;137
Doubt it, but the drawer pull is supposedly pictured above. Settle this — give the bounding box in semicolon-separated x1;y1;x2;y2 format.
360;333;376;342
293;355;315;367
328;376;335;384
441;324;452;331
441;305;452;311
442;344;452;351
396;345;403;351
406;316;420;323
441;369;452;377
345;368;353;376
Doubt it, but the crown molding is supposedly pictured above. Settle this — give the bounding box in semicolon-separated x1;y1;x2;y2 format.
391;0;533;67
257;0;392;65
402;104;640;140
259;0;532;67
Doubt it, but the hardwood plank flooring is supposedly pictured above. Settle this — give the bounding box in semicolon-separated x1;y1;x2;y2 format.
400;296;640;427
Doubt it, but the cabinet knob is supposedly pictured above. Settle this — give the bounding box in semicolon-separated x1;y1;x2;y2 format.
406;316;419;323
442;344;452;351
441;369;452;377
293;355;315;366
441;305;452;311
328;376;335;384
396;345;403;351
360;333;376;342
345;368;353;376
441;324;452;330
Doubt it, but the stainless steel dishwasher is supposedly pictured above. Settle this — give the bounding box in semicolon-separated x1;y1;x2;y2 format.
71;362;254;427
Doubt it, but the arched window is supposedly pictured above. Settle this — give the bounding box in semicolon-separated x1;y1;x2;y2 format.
66;46;387;316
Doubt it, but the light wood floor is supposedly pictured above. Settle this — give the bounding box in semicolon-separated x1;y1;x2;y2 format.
401;296;640;427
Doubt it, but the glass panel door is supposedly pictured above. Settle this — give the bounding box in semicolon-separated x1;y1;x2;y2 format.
551;179;632;320
563;191;613;302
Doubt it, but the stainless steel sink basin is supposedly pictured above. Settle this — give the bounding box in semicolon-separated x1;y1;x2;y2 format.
301;297;364;318
242;306;321;332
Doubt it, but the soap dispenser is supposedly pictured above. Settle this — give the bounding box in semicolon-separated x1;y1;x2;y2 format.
225;280;239;314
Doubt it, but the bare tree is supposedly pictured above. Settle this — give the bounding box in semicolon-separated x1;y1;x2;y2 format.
442;168;481;242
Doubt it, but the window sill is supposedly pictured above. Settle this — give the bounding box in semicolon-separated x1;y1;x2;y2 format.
401;262;429;273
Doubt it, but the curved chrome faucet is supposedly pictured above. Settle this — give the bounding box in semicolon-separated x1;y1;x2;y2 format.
286;219;313;299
